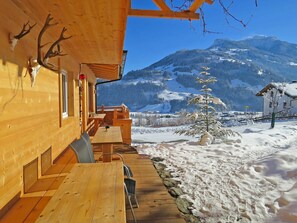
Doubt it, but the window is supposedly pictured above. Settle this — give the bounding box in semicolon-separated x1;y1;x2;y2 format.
283;101;287;108
269;102;272;108
270;91;274;98
61;70;68;118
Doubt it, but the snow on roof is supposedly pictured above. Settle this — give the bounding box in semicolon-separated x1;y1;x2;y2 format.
256;81;297;98
272;82;297;97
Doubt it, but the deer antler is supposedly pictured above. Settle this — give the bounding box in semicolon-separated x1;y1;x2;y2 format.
9;21;36;51
37;14;72;71
44;27;72;60
14;21;36;39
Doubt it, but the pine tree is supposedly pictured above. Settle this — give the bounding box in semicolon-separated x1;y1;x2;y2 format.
176;67;239;145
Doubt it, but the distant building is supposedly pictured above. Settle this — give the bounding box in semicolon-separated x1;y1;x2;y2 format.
256;81;297;116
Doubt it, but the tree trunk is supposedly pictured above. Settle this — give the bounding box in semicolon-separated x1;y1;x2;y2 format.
271;112;276;128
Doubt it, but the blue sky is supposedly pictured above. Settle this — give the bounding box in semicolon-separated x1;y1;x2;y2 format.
124;0;297;74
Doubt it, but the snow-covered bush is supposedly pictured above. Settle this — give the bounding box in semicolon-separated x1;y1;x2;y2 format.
175;67;240;144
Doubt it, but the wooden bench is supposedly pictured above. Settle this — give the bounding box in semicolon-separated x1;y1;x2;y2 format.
0;147;77;223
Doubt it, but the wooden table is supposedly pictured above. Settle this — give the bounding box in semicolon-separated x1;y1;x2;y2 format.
92;126;123;162
36;162;126;223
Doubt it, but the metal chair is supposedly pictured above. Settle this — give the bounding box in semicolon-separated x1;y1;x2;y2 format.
124;178;138;223
124;178;139;208
81;131;92;149
72;133;138;222
69;137;95;163
81;131;95;160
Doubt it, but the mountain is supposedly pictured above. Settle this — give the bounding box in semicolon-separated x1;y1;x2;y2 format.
97;36;297;113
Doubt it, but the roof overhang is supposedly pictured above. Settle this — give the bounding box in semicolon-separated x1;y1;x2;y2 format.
13;0;130;80
12;0;212;81
256;84;274;96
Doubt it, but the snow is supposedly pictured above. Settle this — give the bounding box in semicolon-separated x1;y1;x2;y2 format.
288;62;297;66
219;57;236;63
218;57;245;65
272;82;297;97
128;79;163;85
226;48;248;56
138;102;171;113
166;74;200;94
158;89;185;100
154;63;175;71
132;121;297;223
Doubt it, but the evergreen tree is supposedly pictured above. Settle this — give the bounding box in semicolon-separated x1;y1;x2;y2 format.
176;67;239;145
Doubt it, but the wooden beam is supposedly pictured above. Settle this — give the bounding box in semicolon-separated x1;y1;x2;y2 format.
152;0;171;12
189;0;213;12
128;9;200;20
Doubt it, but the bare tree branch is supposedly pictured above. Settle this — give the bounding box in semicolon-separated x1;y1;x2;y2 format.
168;0;259;34
199;8;222;34
218;0;247;27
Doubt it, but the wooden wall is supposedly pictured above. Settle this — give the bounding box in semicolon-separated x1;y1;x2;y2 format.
0;1;96;209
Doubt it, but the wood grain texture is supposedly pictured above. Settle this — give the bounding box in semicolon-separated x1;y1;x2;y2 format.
41;147;52;175
36;162;126;223
23;158;38;193
92;126;123;144
119;153;185;223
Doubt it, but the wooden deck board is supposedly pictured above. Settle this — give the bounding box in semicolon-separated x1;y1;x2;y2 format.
0;197;41;223
23;196;52;223
1;145;185;223
118;151;185;223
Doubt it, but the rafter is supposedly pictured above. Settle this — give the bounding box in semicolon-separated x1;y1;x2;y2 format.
128;9;199;20
128;0;213;20
153;0;171;12
189;0;213;12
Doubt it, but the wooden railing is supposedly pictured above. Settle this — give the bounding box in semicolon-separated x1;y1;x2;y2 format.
97;104;132;144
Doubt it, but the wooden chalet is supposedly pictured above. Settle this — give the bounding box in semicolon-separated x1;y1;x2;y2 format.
0;0;212;222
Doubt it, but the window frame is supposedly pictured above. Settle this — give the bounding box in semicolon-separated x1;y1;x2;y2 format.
61;70;68;118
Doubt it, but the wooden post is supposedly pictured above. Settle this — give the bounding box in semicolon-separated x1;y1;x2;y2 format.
81;79;88;132
89;84;96;113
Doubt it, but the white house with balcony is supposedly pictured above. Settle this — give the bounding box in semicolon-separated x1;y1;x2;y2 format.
256;81;297;116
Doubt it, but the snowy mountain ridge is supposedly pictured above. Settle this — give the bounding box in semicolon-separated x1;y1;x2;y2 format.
98;36;297;113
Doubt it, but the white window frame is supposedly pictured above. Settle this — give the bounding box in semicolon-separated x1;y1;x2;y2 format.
61;70;68;118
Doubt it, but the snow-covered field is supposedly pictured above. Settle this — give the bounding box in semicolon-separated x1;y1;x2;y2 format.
132;121;297;223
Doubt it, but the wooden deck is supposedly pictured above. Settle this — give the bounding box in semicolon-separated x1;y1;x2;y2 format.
1;145;184;223
112;146;185;223
0;148;77;223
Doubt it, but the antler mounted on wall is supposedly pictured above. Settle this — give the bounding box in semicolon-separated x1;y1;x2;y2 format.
9;21;36;51
37;14;72;71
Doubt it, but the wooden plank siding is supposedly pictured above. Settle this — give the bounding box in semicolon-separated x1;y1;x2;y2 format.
0;1;85;210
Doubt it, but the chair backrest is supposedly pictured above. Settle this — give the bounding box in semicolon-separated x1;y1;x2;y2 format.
70;138;95;163
124;178;136;195
124;164;133;178
81;131;95;162
81;131;91;149
113;153;133;177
